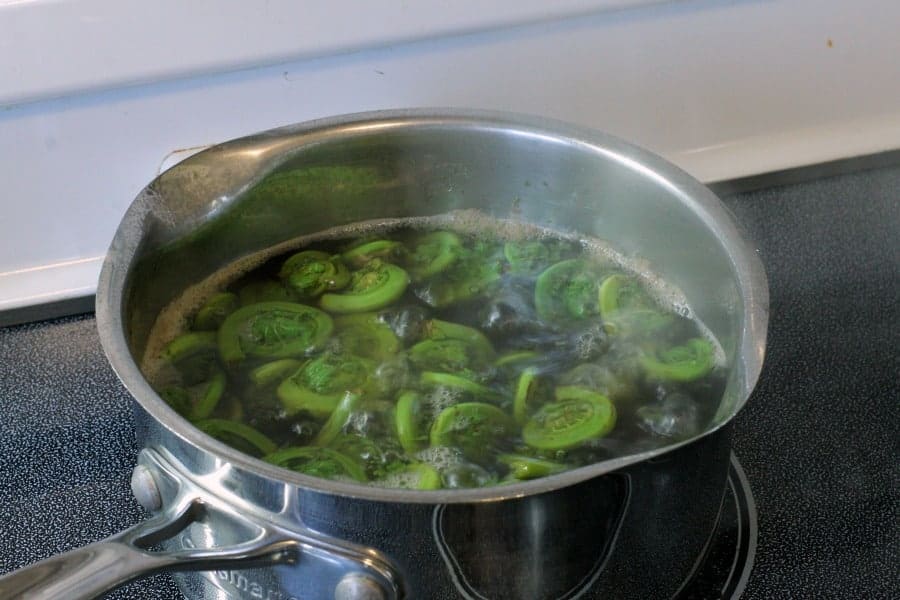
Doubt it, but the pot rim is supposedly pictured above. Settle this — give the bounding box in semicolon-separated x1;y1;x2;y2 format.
96;107;768;504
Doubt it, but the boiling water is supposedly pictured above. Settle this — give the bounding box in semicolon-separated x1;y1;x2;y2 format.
142;211;727;489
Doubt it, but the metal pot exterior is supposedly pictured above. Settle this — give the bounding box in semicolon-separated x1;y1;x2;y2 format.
90;109;767;599
135;402;733;600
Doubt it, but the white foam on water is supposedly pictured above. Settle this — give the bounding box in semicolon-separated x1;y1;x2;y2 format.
414;446;463;473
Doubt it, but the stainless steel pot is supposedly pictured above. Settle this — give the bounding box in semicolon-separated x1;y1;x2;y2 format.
0;109;768;600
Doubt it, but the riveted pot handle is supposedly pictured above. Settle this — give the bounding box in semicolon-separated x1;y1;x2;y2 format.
137;447;404;600
0;449;404;600
0;500;297;600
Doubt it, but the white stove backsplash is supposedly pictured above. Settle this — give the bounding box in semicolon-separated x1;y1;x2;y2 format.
1;0;899;312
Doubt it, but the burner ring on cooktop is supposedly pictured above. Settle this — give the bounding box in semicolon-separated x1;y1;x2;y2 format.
674;453;758;600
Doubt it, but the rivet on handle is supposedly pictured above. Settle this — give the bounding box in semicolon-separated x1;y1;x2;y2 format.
130;464;162;511
334;573;388;600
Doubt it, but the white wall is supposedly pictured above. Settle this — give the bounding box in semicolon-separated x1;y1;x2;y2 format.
1;0;899;311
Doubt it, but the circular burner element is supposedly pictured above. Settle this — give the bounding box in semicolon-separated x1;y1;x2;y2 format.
674;453;757;599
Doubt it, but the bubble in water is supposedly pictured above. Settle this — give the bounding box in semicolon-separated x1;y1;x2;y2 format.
378;305;430;344
373;356;411;396
442;462;495;489
415;446;463;472
636;392;701;440
476;275;542;337
671;303;692;319
425;386;463;415
559;363;636;404
377;471;419;490
345;411;371;436
571;321;609;360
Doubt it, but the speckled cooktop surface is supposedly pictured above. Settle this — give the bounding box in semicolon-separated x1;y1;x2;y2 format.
1;163;898;599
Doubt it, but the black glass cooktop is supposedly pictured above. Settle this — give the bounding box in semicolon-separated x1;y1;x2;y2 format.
1;160;898;598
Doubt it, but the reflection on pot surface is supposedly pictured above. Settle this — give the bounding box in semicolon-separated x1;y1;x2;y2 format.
149;420;731;600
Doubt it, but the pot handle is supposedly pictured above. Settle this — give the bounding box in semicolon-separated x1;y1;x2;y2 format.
0;500;297;600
